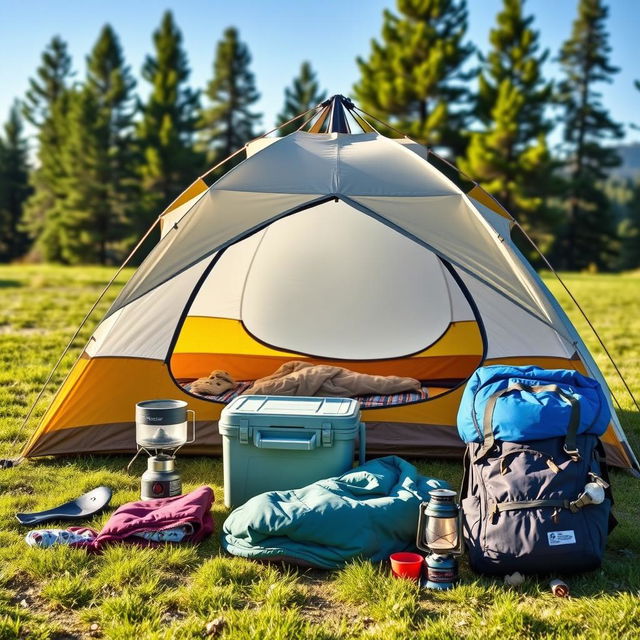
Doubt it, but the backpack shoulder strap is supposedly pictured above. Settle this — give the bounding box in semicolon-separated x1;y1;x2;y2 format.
475;383;581;462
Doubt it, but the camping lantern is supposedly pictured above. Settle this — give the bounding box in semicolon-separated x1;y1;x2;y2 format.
416;488;463;590
130;400;195;500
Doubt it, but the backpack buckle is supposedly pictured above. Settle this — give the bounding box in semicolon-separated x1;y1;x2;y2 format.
563;444;581;462
589;472;609;489
546;458;560;474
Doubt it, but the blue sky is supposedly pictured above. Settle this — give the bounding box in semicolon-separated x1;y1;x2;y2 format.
1;0;639;144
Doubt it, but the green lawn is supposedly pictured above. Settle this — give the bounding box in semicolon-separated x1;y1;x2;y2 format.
0;265;638;639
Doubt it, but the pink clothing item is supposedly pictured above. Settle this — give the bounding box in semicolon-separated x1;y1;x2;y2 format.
71;486;214;552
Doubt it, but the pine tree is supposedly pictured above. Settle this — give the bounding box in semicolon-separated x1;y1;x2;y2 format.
277;62;326;136
21;36;73;260
41;26;138;264
0;102;31;261
83;24;137;263
617;79;640;269
199;27;261;172
137;11;201;229
618;179;640;270
353;0;474;155
556;0;623;271
459;0;558;251
23;36;73;128
39;87;99;264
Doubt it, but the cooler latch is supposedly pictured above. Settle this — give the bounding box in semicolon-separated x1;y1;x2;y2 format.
239;419;249;444
321;423;332;447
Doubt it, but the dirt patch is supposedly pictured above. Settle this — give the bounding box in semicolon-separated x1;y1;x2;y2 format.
8;575;86;640
298;570;363;630
0;325;48;335
6;483;34;495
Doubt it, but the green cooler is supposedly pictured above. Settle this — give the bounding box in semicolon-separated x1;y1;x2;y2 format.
219;395;365;507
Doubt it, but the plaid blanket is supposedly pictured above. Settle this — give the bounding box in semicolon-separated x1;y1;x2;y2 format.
183;380;428;409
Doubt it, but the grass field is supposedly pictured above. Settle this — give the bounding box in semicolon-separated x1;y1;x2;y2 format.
0;265;638;639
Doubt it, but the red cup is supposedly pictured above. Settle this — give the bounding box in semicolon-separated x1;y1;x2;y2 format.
390;552;424;581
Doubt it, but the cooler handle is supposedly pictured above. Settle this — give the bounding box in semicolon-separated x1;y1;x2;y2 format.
253;430;317;451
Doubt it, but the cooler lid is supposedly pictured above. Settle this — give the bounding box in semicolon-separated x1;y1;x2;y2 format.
223;395;360;421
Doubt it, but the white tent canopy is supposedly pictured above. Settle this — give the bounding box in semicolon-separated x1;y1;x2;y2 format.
110;132;566;333
21;114;638;472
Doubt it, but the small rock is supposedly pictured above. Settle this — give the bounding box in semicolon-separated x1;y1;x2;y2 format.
19;599;28;609
504;572;525;587
89;624;100;631
204;617;226;636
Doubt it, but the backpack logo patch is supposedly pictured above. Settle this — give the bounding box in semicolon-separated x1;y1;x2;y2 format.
547;530;576;546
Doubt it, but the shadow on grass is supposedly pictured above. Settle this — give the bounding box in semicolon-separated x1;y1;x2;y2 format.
465;566;640;598
27;453;133;471
15;452;640;601
0;279;23;288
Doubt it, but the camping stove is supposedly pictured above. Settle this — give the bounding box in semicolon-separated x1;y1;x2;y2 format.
129;399;195;500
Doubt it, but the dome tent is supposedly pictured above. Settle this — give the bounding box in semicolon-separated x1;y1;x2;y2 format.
19;96;639;472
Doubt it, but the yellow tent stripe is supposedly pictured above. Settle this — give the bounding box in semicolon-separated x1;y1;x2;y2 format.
309;106;331;133
174;317;300;357
351;111;376;133
162;179;208;216
173;317;482;358
22;358;223;446
468;185;513;220
21;354;90;453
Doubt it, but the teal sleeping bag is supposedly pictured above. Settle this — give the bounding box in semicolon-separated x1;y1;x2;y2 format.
221;455;448;569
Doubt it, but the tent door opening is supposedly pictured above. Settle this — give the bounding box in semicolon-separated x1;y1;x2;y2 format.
167;200;486;406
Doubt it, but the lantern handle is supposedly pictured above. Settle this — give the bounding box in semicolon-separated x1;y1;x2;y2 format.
416;501;429;553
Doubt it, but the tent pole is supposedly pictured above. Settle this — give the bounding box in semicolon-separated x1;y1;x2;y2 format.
328;96;351;133
353;105;416;139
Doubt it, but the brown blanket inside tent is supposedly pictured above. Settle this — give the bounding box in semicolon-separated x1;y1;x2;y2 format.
242;361;422;397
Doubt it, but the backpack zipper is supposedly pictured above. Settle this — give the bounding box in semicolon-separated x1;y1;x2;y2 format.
497;448;561;475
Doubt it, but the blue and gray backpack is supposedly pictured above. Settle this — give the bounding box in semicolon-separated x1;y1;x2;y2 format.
457;365;615;575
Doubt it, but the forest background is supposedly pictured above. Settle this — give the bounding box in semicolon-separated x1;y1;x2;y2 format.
0;0;639;271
